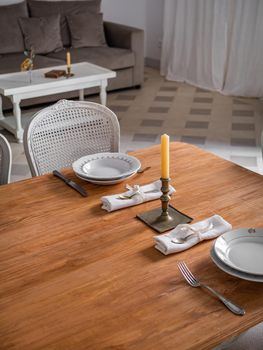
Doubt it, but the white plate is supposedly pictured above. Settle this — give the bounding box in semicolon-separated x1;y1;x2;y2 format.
210;243;263;283
75;172;136;185
73;153;141;180
75;170;137;181
214;228;263;275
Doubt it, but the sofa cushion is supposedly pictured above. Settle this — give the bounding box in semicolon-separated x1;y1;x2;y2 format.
0;1;28;54
19;15;63;54
0;53;65;75
28;0;101;47
67;12;106;48
47;47;135;71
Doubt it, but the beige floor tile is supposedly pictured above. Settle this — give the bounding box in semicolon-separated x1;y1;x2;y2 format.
4;67;263;183
231;130;256;138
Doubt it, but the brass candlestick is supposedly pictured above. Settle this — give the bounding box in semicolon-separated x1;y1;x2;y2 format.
160;177;171;220
136;177;192;233
66;66;74;78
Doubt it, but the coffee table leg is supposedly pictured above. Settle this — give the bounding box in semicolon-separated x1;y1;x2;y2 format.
11;96;23;143
79;89;84;101
100;80;108;105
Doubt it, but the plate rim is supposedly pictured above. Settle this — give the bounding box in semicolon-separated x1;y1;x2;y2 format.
74;169;137;181
210;242;263;283
72;152;141;180
75;172;136;185
214;228;263;275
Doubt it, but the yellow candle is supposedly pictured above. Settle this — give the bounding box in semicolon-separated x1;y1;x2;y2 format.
66;51;71;67
161;134;170;178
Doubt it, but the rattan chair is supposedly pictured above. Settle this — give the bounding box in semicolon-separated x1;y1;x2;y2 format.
24;99;120;176
0;134;12;185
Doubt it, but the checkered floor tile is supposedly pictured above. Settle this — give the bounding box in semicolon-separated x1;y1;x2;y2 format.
1;66;263;182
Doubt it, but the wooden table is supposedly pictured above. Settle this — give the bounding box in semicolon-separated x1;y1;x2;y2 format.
0;142;263;350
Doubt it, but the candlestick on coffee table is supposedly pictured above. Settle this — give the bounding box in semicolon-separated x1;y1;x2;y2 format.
137;134;192;233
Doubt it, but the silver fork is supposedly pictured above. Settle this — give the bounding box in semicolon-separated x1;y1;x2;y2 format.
177;261;245;316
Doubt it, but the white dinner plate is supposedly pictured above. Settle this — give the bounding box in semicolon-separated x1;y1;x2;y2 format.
75;170;137;181
210;243;263;283
214;228;263;275
73;153;141;180
75;172;136;185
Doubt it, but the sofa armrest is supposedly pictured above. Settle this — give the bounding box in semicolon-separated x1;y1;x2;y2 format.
104;21;144;86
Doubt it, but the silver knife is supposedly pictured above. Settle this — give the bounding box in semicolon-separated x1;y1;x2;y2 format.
53;170;88;197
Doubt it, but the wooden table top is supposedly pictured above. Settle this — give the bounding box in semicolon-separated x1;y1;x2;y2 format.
0;142;263;350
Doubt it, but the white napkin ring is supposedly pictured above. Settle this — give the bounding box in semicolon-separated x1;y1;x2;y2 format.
125;184;146;201
171;222;213;243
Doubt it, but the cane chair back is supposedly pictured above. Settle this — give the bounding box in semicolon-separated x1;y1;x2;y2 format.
0;134;12;185
24;100;120;176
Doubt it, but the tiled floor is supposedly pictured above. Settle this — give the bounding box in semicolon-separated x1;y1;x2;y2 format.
2;66;263;182
1;66;263;348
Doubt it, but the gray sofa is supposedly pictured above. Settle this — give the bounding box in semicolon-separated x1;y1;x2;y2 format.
0;0;144;110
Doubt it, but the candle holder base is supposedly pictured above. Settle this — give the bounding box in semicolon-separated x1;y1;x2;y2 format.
65;67;74;78
65;72;74;78
136;204;192;233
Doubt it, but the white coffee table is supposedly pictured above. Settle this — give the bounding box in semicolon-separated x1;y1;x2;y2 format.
0;62;116;143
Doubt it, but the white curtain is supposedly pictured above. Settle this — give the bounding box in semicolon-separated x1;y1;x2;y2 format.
161;0;263;97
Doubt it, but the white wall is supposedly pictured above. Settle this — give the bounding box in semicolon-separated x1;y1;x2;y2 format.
101;0;146;31
102;0;164;61
145;0;164;61
1;0;164;61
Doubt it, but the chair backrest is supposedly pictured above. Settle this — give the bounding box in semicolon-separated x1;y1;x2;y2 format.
0;134;12;185
24;99;120;176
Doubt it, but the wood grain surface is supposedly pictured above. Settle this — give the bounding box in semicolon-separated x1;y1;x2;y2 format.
0;142;263;350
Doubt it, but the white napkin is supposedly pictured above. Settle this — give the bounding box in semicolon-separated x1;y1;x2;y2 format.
101;180;176;212
154;214;232;255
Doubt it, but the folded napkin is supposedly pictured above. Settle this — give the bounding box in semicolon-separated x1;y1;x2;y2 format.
154;214;232;255
101;180;176;212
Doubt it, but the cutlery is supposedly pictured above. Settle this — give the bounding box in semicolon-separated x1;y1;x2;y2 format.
118;192;139;200
137;166;151;174
53;170;88;197
171;223;213;244
118;189;159;200
177;261;245;316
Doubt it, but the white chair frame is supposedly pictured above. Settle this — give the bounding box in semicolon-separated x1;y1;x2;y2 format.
0;134;12;185
24;99;120;176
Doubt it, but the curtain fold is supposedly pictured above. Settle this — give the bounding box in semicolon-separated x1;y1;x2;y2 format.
161;0;263;97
